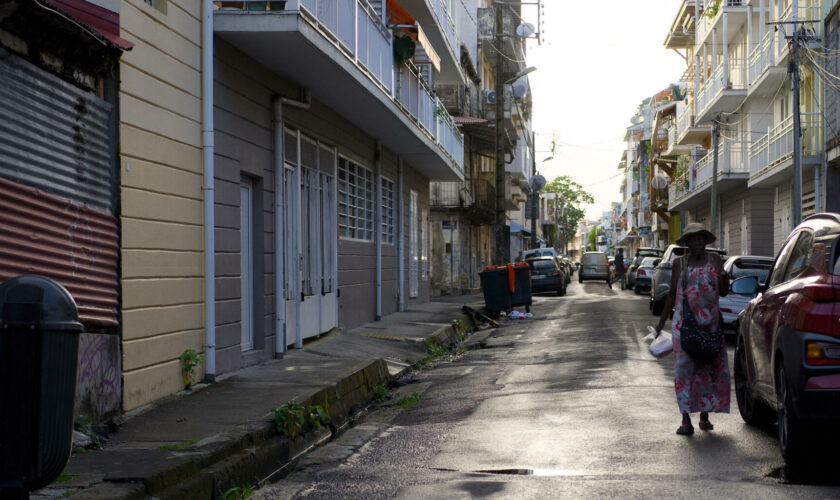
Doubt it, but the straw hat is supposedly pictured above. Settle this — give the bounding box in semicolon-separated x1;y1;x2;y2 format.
676;222;716;246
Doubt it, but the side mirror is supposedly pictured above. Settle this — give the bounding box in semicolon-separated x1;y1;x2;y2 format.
660;262;672;270
731;276;759;296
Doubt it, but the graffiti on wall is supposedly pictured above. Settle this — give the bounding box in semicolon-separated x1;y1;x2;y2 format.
75;333;121;420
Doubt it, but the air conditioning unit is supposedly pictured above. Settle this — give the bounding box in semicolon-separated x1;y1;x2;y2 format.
482;89;496;106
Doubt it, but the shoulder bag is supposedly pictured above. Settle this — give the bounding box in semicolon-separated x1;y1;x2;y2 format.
679;256;724;364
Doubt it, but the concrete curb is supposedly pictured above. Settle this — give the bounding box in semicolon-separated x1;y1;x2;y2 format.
54;309;490;499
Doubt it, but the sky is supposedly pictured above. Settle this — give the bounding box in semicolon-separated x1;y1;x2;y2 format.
523;0;688;220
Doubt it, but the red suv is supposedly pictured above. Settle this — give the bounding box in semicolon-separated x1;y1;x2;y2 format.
734;213;840;463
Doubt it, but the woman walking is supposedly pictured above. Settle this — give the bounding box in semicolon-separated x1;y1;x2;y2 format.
656;223;730;435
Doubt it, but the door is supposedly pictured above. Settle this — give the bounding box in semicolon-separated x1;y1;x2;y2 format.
283;130;338;345
240;179;254;351
409;190;419;298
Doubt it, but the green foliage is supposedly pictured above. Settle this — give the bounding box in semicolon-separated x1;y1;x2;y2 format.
223;486;253;500
543;176;595;251
704;0;720;19
270;402;329;438
180;349;202;388
158;439;197;451
587;227;597;251
52;471;76;485
270;401;305;439
425;339;448;358
373;384;391;402
396;392;422;409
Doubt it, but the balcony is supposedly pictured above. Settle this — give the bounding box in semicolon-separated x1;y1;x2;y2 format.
397;0;464;84
748;30;786;97
669;139;748;211
695;0;747;48
676;98;712;145
695;57;748;124
506;130;532;181
430;179;495;215
748;112;822;187
213;0;464;180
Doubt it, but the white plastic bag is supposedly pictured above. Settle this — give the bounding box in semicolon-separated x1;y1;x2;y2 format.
643;325;673;359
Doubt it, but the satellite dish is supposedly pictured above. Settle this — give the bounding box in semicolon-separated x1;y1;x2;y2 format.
516;22;536;38
530;174;546;191
651;173;668;190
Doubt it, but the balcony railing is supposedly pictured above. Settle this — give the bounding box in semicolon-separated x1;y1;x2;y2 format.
433;0;458;55
695;139;747;187
749;30;774;85
695;57;748;117
430;181;461;207
430;179;495;211
216;0;464;172
669;172;691;205
749;112;822;177
696;0;745;44
473;179;495;212
677;102;692;141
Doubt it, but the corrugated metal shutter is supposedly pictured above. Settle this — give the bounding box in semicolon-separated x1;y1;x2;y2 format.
0;48;115;214
0;176;119;326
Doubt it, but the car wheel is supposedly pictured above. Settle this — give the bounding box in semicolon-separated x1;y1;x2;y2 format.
734;337;775;426
578;276;583;283
651;299;664;316
776;362;807;463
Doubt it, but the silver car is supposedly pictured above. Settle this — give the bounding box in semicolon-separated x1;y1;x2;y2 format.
578;251;610;283
719;255;773;330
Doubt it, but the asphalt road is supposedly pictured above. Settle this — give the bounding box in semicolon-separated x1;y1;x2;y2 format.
254;280;840;499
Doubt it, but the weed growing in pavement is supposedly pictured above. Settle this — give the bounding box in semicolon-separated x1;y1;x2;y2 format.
157;439;198;451
222;486;252;499
396;392;421;409
373;384;391;402
52;471;76;485
270;402;305;438
307;405;328;431
180;349;202;389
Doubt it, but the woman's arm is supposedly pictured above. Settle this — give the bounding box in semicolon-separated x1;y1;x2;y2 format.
713;253;729;297
656;258;681;333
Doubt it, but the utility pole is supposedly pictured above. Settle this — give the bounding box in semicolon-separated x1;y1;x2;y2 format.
790;26;803;228
711;117;720;238
493;1;507;265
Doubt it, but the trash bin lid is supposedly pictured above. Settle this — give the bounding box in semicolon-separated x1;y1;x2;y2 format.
0;275;83;332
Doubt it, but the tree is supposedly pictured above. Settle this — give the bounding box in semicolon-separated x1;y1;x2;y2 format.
588;227;597;251
543;175;595;253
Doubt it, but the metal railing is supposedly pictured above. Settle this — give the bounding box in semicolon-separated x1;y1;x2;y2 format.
696;0;745;44
430;181;461;207
434;0;458;55
473;179;495;212
669;172;691;206
749;30;774;85
218;0;464;172
749;112;822;177
694;139;748;188
677;102;693;142
695;57;748;117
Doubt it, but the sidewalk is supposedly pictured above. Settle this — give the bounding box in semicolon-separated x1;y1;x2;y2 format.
35;296;491;499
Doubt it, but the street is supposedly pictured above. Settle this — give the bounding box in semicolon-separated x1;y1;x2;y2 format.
255;281;840;499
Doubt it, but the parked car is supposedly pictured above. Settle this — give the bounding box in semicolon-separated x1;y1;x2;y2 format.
627;247;665;288
526;256;567;296
649;244;728;315
579;251;610;283
734;213;840;463
633;256;660;295
558;257;572;284
719;255;774;331
560;257;575;277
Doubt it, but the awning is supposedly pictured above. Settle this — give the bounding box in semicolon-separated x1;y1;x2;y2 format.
387;0;440;71
510;221;532;235
37;0;134;50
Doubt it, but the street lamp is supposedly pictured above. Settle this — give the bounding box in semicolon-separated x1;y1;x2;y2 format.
506;66;537;85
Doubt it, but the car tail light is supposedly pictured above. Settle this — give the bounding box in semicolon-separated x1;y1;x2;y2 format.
720;307;732;313
801;284;840;302
637;270;646;277
805;341;840;366
552;270;562;277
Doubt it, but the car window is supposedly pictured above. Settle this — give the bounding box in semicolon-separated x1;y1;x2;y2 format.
834;237;840;275
640;257;657;267
529;260;555;271
668;247;686;261
731;261;772;283
582;253;606;265
782;231;814;282
767;232;800;288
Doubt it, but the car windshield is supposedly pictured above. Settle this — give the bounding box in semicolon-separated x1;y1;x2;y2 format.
637;249;663;257
731;260;772;281
529;260;555;271
582;253;606;265
640;257;658;267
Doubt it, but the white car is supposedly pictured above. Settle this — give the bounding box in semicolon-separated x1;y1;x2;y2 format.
719;255;773;331
522;248;558;260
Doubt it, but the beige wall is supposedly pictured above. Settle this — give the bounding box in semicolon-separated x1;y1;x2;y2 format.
119;0;205;411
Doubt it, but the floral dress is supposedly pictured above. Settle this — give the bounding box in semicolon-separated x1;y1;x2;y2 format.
672;255;730;414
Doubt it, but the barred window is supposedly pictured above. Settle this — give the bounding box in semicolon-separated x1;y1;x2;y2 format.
381;177;395;245
338;158;374;240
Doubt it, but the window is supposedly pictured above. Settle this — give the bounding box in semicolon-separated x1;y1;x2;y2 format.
144;0;167;14
782;231;814;282
381;177;395;245
338;158;375;240
767;232;799;288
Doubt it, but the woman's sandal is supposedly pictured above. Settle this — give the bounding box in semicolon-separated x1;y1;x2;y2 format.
676;424;694;435
699;420;714;431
